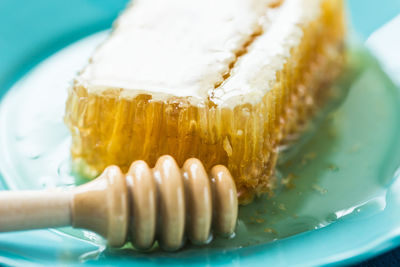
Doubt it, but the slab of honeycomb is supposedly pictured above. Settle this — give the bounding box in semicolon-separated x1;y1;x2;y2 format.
65;0;345;203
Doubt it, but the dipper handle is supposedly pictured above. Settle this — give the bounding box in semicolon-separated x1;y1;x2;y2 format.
0;155;238;251
0;191;72;231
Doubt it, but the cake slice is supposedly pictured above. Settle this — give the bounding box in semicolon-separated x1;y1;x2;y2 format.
65;0;345;203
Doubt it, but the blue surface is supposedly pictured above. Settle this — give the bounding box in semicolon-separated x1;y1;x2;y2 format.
0;0;129;98
347;0;400;40
1;0;400;266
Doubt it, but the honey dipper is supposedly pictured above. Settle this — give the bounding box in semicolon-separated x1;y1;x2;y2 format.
0;155;238;251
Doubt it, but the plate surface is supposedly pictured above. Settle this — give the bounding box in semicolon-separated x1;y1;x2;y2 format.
0;1;400;266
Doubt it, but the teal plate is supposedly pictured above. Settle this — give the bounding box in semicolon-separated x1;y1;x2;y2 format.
1;1;400;266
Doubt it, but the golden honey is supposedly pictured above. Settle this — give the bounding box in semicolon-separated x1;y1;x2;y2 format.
65;0;345;203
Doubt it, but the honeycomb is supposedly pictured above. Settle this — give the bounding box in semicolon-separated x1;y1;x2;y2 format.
65;0;345;203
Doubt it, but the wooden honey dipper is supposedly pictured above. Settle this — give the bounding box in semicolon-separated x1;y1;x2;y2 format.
0;155;238;251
